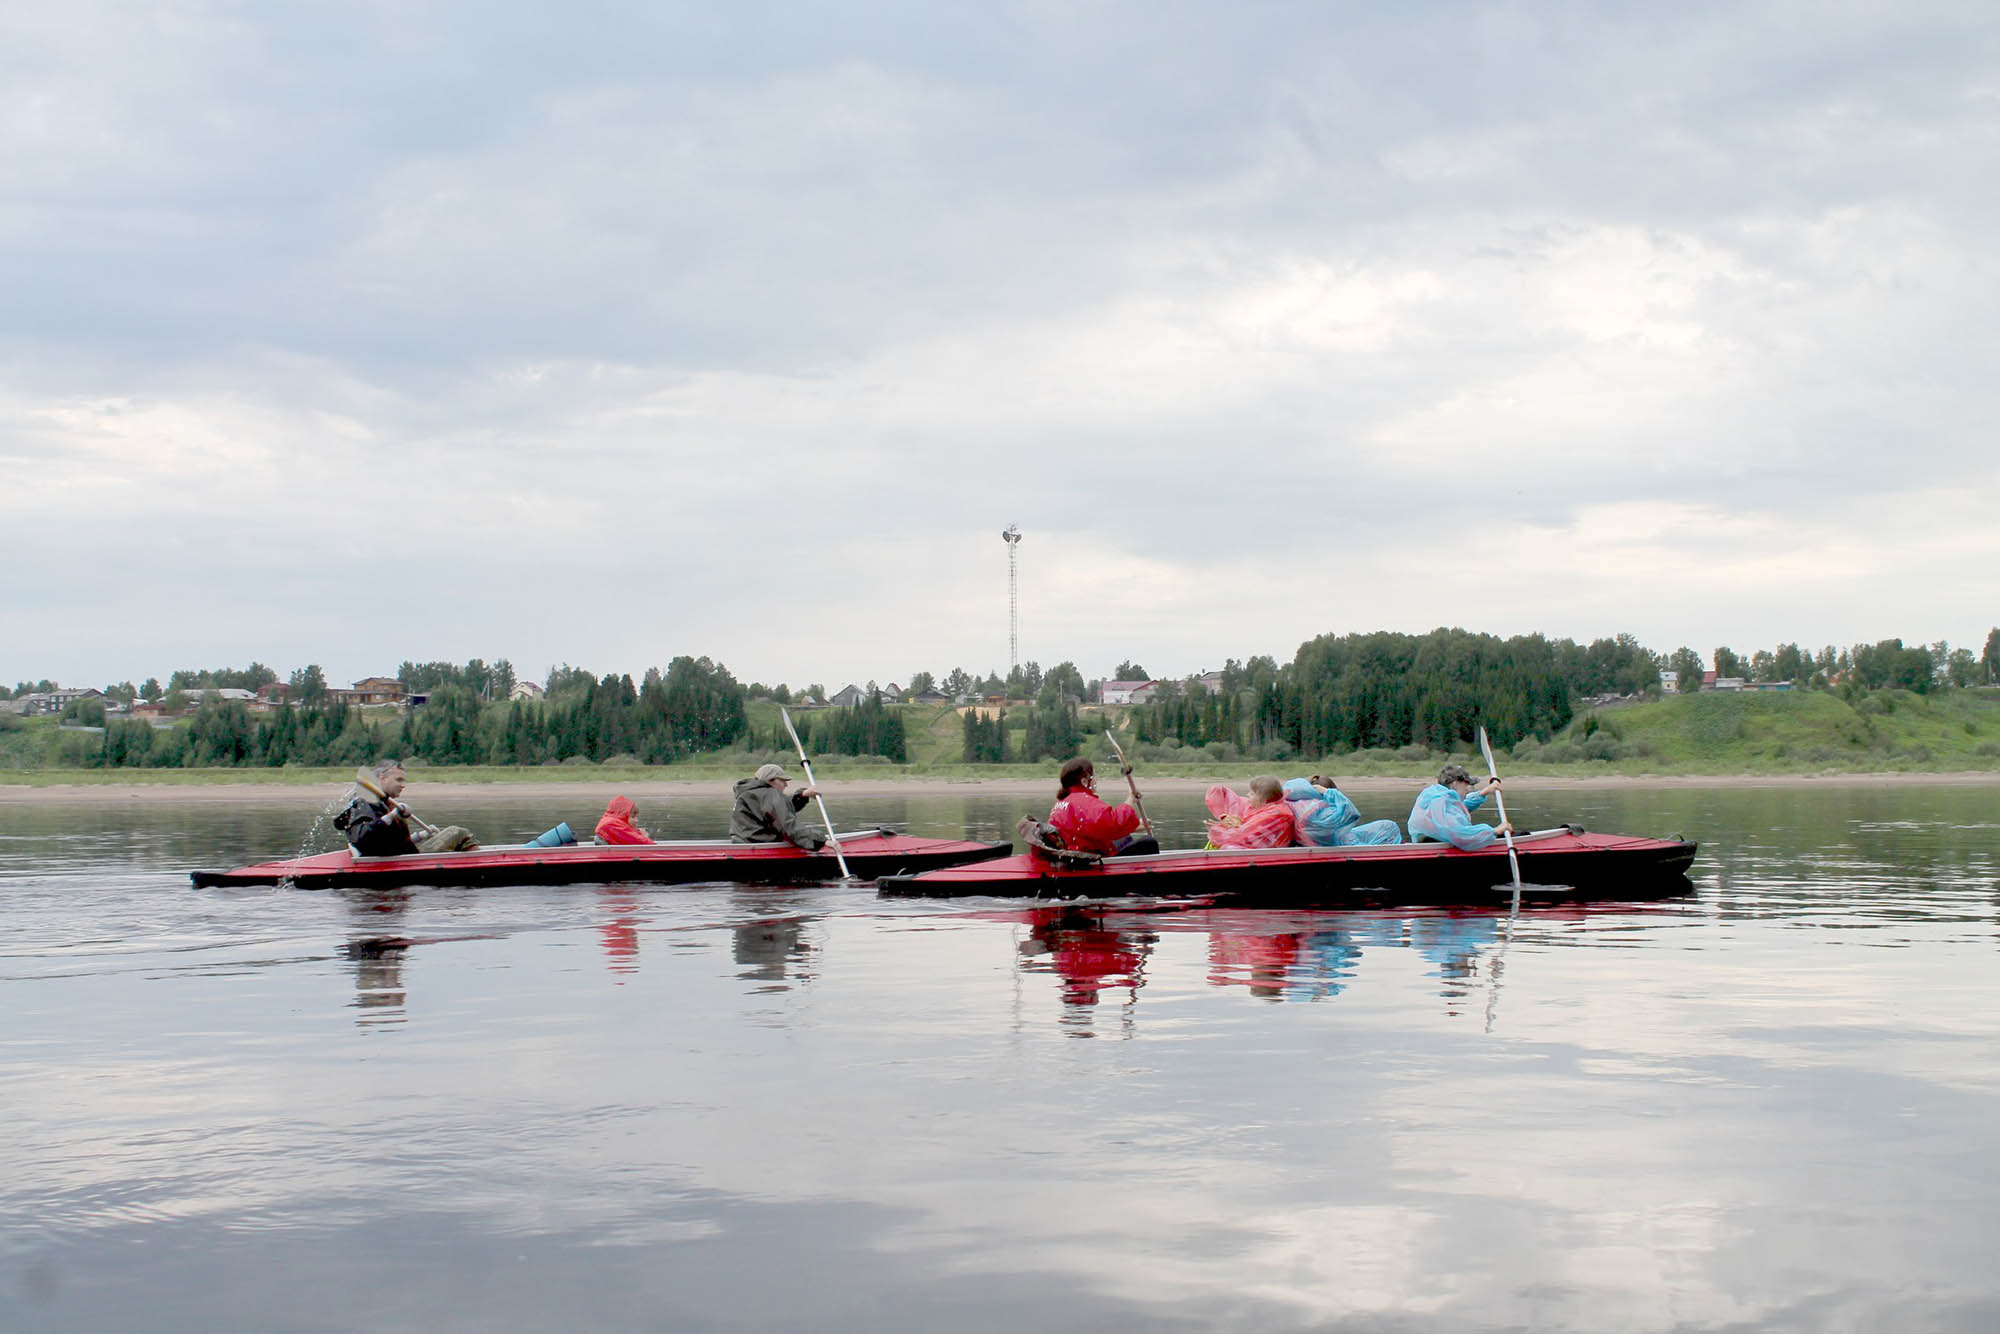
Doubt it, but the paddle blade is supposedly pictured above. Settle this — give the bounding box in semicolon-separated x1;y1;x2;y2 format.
1477;725;1497;776
780;706;806;755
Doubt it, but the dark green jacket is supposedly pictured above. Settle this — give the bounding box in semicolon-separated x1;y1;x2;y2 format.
729;778;825;850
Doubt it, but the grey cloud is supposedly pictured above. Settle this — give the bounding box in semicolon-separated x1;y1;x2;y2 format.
6;1;1998;686
10;1;1992;391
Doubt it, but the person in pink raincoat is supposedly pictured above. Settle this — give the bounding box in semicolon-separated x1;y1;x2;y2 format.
1205;775;1298;849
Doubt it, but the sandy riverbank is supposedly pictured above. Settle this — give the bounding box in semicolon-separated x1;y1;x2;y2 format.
3;771;1998;805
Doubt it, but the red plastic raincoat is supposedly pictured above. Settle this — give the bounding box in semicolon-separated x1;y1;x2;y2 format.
594;795;655;846
1048;788;1144;856
1204;784;1298;849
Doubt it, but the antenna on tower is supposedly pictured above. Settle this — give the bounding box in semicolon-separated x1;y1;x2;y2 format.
1001;524;1022;672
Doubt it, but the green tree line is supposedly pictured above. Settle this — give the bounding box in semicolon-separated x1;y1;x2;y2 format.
1126;630;1657;756
78;657;752;770
20;624;1998;770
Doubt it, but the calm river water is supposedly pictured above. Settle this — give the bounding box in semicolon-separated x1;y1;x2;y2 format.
3;782;1997;1332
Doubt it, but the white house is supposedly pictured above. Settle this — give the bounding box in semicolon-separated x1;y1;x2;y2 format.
1099;679;1152;705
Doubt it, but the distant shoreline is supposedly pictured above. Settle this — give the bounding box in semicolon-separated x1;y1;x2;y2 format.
4;770;1999;805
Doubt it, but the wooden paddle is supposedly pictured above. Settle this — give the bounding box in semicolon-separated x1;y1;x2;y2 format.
354;773;443;839
1103;730;1152;834
1477;726;1524;905
781;707;853;879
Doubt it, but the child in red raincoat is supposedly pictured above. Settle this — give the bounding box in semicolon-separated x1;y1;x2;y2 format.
594;795;655;845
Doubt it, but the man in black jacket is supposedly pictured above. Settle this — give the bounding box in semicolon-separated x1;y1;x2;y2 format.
728;763;826;851
334;759;480;856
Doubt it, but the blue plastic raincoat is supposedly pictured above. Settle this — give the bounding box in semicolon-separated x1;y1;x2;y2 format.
1407;783;1498;850
1281;779;1403;846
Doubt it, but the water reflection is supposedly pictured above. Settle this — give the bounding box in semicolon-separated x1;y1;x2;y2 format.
723;886;822;993
342;936;410;1024
732;914;816;991
1004;902;1694;1031
1015;907;1156;1037
596;886;642;978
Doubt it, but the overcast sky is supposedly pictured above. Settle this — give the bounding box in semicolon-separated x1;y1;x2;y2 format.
5;0;1996;693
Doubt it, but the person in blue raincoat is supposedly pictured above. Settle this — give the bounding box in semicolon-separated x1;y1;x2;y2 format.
1407;763;1513;850
1282;776;1403;845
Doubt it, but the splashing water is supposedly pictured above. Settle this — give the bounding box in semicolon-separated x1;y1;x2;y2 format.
275;793;349;890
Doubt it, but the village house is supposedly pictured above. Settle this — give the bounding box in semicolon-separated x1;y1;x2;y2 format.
508;681;545;703
11;687;104;716
1098;680;1152;705
329;676;409;708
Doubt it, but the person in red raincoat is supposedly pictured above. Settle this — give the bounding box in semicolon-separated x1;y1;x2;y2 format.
1205;775;1298;849
1047;757;1159;856
594;794;655;845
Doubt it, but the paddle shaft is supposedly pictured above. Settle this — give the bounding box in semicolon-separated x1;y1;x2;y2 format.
1104;731;1152;834
781;708;853;878
355;775;442;838
1477;724;1525;1029
1477;727;1524;900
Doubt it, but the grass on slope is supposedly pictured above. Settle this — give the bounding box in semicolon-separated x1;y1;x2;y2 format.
1542;688;2000;774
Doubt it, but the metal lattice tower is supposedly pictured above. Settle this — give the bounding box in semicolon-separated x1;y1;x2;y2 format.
1001;525;1022;671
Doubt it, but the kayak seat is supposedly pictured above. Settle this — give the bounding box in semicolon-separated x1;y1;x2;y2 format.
1016;816;1103;871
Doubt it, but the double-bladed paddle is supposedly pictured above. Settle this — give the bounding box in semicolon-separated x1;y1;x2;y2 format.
1477;725;1524;904
1478;723;1525;1034
781;706;853;880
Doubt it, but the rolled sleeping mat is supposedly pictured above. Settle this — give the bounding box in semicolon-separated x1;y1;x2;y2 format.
524;821;576;849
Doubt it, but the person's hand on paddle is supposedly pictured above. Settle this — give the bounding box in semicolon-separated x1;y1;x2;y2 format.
1475;776;1503;798
1496;819;1515;836
796;785;820;800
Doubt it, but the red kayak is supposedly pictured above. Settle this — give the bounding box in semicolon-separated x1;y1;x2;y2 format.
191;829;1013;890
877;829;1698;904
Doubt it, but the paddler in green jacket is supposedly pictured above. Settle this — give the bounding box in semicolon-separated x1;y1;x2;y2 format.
729;763;827;851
